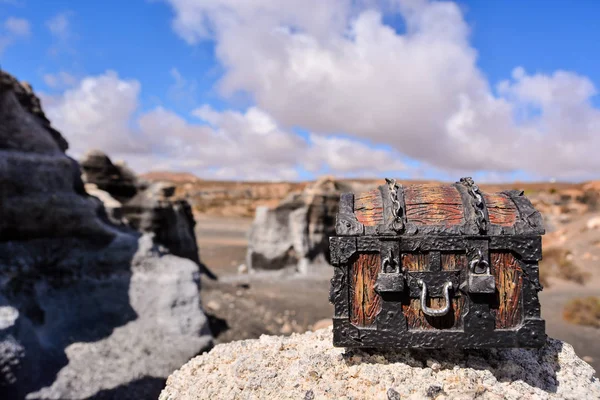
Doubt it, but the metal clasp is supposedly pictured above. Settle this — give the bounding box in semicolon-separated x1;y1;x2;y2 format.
417;280;453;317
466;249;495;294
376;249;404;293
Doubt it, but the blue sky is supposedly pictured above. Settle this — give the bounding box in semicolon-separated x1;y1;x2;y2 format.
1;0;599;182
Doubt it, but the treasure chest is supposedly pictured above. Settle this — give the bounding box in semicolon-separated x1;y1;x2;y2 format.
329;178;545;348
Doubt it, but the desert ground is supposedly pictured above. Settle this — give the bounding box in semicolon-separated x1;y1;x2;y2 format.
192;197;600;375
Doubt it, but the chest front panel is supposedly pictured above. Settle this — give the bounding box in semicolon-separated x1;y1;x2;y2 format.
329;179;545;349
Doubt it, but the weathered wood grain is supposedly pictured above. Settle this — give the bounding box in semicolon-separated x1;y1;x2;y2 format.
404;184;463;226
441;253;467;271
350;253;382;327
354;189;384;227
491;252;523;329
402;253;430;272
403;297;464;330
484;193;518;227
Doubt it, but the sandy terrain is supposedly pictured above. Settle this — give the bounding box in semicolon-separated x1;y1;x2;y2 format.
195;211;600;375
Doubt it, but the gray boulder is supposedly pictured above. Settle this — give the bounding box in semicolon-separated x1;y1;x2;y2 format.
246;177;347;273
0;68;212;399
161;327;600;400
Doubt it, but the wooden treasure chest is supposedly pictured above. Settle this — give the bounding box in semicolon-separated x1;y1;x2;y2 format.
329;178;546;348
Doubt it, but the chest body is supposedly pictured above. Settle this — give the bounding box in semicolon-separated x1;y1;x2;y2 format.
329;178;545;348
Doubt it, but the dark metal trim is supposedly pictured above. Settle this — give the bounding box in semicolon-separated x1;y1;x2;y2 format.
335;193;364;236
503;190;546;235
333;318;546;348
329;234;545;349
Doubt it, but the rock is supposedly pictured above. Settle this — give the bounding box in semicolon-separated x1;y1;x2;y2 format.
0;71;68;153
246;176;349;273
24;236;212;400
311;319;333;331
80;150;138;202
279;322;293;335
205;301;221;312
0;68;213;399
84;183;124;225
121;182;203;266
586;216;600;230
81;151;216;279
161;328;600;400
237;264;248;274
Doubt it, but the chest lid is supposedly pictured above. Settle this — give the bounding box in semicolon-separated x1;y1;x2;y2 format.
336;177;545;237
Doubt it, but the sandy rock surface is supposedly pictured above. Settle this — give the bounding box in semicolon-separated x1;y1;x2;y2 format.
161;328;600;400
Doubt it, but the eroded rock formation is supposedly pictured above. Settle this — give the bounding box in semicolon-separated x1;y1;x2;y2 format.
122;181;202;266
246;177;349;273
80;150;206;272
0;69;212;399
161;327;600;400
80;150;139;202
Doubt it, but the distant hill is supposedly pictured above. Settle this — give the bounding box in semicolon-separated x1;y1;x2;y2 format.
141;171;201;183
137;171;599;218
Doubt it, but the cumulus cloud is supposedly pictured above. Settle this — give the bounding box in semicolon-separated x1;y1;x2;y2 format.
0;16;30;54
167;67;198;107
41;71;403;180
4;17;30;36
45;11;76;56
46;12;71;39
43;71;78;89
41;71;144;156
162;0;600;180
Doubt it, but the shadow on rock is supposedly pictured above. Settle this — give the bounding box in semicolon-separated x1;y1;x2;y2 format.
206;312;230;339
0;234;140;399
343;338;563;393
84;376;166;400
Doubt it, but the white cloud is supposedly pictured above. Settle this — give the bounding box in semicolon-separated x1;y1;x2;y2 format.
0;16;30;55
4;17;30;36
45;11;76;56
306;135;406;175
162;0;600;180
41;71;401;180
40;71;144;156
43;71;78;89
167;67;197;107
46;12;71;39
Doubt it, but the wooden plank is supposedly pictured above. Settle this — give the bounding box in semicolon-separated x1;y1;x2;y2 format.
484;193;518;227
402;253;429;272
441;253;467;271
350;253;382;327
491;252;523;329
403;297;464;330
354;189;384;227
404;184;463;226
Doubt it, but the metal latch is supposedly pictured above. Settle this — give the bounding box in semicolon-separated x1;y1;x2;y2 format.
465;249;495;294
375;249;404;293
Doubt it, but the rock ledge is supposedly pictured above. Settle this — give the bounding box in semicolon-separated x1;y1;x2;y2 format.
161;327;599;400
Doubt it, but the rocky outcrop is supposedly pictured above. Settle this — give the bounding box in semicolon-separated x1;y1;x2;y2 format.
161;327;600;400
80;150;139;202
246;177;348;273
122;182;202;266
0;69;212;399
80;150;208;274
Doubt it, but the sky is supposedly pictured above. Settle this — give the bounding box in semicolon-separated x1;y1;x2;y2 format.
1;0;599;182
